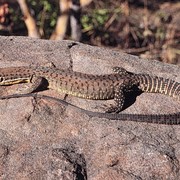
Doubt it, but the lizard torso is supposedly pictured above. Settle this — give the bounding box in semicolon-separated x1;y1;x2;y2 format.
0;66;125;99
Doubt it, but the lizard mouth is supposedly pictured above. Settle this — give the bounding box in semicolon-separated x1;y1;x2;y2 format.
0;78;30;85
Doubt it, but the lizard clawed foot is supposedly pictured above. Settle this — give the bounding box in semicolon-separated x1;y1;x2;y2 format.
112;67;128;75
43;62;56;68
97;104;110;112
105;105;123;113
14;84;33;94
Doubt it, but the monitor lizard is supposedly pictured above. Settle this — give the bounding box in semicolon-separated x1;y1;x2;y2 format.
0;66;179;124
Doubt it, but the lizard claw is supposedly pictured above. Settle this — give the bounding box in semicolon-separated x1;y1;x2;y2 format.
105;105;122;113
112;67;127;75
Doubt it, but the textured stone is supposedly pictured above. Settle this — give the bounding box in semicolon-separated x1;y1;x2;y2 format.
0;36;180;179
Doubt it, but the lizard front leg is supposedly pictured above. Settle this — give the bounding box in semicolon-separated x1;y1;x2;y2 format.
15;76;43;94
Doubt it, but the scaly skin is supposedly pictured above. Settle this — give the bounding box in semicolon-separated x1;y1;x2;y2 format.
0;66;179;114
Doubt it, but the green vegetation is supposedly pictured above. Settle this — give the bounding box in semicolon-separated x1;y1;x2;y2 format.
9;0;58;37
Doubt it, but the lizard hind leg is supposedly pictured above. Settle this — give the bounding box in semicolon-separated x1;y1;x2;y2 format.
113;67;135;79
106;86;125;113
112;67;129;76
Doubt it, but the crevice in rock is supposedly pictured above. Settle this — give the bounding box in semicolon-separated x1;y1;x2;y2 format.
52;147;87;180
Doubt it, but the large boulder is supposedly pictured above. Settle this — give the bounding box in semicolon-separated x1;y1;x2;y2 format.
0;36;179;179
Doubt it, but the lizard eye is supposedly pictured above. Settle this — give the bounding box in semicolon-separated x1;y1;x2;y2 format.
0;77;4;82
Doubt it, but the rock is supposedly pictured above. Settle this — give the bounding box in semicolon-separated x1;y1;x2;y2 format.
0;35;179;179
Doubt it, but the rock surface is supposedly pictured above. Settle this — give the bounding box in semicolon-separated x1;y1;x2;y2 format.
0;36;180;179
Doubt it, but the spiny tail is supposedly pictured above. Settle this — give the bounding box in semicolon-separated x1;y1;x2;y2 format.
89;112;180;125
134;74;180;100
